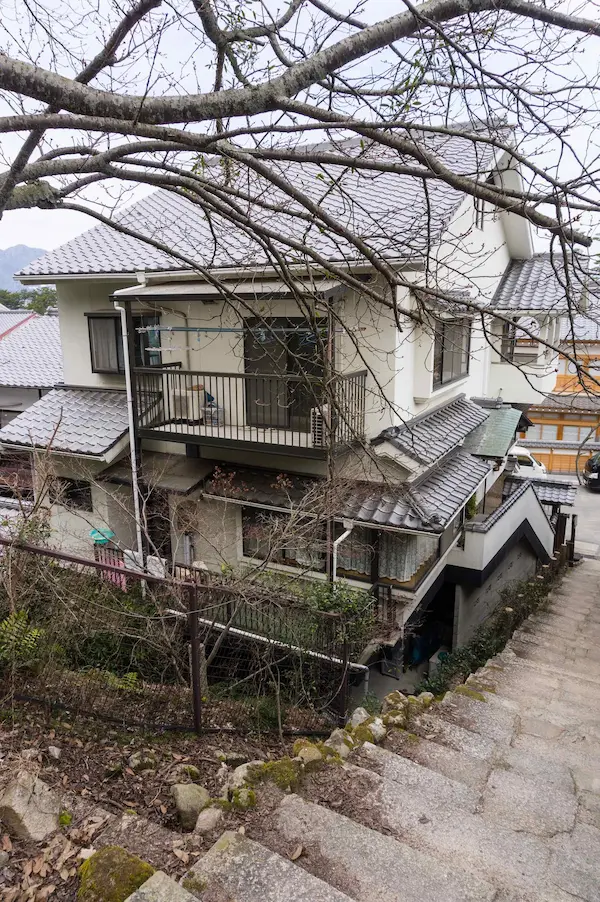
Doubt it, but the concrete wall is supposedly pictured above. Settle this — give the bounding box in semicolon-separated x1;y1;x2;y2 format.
453;539;538;646
0;387;41;424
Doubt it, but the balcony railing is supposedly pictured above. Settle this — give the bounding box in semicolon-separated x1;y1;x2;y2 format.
133;366;367;455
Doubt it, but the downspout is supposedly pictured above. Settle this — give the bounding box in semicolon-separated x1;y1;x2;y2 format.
113;300;145;569
332;519;354;582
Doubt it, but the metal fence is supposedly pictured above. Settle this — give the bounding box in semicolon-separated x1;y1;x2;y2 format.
0;538;361;735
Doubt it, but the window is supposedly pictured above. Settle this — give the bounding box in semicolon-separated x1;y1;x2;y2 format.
433;318;471;387
474;195;485;230
49;477;93;511
335;525;373;582
241;507;326;572
87;314;161;375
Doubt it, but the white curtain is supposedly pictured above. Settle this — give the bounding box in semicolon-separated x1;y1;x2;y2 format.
379;532;438;582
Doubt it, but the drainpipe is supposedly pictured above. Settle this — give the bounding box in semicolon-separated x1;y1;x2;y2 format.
113;300;145;570
332;519;354;582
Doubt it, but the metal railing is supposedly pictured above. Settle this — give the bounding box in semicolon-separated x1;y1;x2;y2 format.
133;366;367;452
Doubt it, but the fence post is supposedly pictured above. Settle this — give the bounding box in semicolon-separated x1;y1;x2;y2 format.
187;585;202;735
567;513;577;567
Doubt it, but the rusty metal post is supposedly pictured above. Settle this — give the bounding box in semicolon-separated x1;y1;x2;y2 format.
187;585;202;734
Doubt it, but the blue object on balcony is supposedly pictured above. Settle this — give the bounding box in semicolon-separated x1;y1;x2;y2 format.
90;527;115;546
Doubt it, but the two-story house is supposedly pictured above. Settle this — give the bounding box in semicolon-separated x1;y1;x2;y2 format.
0;132;576;688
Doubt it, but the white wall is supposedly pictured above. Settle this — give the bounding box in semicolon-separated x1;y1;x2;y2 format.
0;387;41;423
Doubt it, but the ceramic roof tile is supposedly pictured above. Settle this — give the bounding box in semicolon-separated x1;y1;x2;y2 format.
0;387;129;456
503;475;576;507
0;312;35;334
462;406;522;458
559;294;600;341
376;395;489;465
466;479;534;532
17;133;498;278
0;315;62;388
534;393;600;412
491;253;588;312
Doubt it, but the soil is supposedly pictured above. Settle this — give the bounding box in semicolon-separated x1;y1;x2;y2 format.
0;702;294;901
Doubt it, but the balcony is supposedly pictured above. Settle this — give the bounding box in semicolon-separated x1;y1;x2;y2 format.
133;366;367;457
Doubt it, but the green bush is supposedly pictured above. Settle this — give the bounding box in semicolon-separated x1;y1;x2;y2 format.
0;610;42;669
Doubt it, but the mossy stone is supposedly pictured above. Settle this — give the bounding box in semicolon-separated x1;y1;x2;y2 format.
454;685;487;702
256;757;301;791
78;846;154;902
352;723;375;744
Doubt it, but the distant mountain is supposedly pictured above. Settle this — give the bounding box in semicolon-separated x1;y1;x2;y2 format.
0;245;45;291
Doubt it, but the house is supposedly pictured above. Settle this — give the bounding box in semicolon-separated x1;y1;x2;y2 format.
0;131;577;689
0;311;63;501
518;292;600;473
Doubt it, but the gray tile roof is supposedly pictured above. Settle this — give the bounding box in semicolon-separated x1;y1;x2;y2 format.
504;475;577;507
0;315;63;388
465;479;535;533
342;450;491;532
17;133;498;278
463;406;522;458
375;395;489;465
0;387;129;456
0;312;35;334
492;253;588;313
533;393;600;412
559;295;600;341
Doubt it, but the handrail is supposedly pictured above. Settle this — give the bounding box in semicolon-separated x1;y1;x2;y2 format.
133;365;367;381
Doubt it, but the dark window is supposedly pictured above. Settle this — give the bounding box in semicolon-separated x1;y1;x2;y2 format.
474;195;485;229
433;319;471;387
241;506;326;572
87;314;161;374
49;477;93;511
501;319;517;362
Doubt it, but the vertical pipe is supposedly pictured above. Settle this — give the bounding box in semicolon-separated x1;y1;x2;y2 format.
188;584;203;735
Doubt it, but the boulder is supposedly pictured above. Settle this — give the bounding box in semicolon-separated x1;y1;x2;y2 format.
194;806;223;835
171;784;210;831
128;750;157;774
168;764;201;784
369;717;387;742
323;728;354;760
381;690;408;715
78;845;154;902
383;709;406;728
348;707;370;728
418;691;435;708
217;751;248;767
227;760;264;791
297;744;323;766
0;771;60;841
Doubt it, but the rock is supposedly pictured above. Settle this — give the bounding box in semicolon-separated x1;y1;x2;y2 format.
228;760;264;791
195;806;223;835
78;845;154;902
216;750;248;767
382;690;408;715
47;746;62;761
418;691;435;709
21;749;39;760
0;771;60;841
168;764;201;784
171;784;210;831
128;750;157;774
383;709;406;728
232;786;256;809
297;744;324;766
0;850;9;867
348;707;370;728
369;718;387;742
323;728;354;760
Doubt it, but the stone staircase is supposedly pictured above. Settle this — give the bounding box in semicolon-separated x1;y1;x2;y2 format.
127;559;600;902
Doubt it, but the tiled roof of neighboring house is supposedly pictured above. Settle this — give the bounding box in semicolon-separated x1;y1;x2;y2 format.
342;450;491;532
463;406;522;458
491;253;588;312
17;132;499;278
102;452;213;495
520;439;600;452
207;451;491;533
532;393;600;412
504;475;577;507
0;315;63;388
375;395;489;465
0;387;129;456
0;311;35;335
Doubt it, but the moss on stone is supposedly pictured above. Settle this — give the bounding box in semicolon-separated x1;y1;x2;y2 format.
183;765;201;781
455;684;487;702
59;810;73;828
182;875;207;894
258;757;301;791
351;723;375;744
292;738;314;757
231;787;256;809
77;846;154;902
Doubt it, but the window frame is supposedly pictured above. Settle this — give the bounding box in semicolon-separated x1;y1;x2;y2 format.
432;317;471;389
241;506;327;573
86;312;161;375
49;477;93;512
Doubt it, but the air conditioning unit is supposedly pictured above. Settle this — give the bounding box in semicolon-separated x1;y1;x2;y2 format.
311;405;329;447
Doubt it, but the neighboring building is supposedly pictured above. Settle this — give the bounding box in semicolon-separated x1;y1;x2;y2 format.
0;311;63;499
519;295;600;473
0;132;577;689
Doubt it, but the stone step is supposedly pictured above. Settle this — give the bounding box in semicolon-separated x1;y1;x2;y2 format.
513;629;600;661
511;641;600;681
187;832;354;902
512;730;600;777
273;793;497;902
383;729;491;791
125;872;197;902
549;823;600;902
435;690;518;744
481;767;577;837
353;742;480;811
415;712;497;761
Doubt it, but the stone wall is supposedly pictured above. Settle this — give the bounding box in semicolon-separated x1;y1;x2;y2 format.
453;539;538;646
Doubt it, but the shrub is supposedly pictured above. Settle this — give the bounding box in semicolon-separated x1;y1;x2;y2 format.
0;610;42;669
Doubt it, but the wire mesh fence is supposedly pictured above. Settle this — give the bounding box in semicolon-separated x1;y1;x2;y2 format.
0;539;364;735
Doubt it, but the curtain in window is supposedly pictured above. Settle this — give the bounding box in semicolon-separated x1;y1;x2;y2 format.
379;531;438;582
89;318;121;373
336;526;372;578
